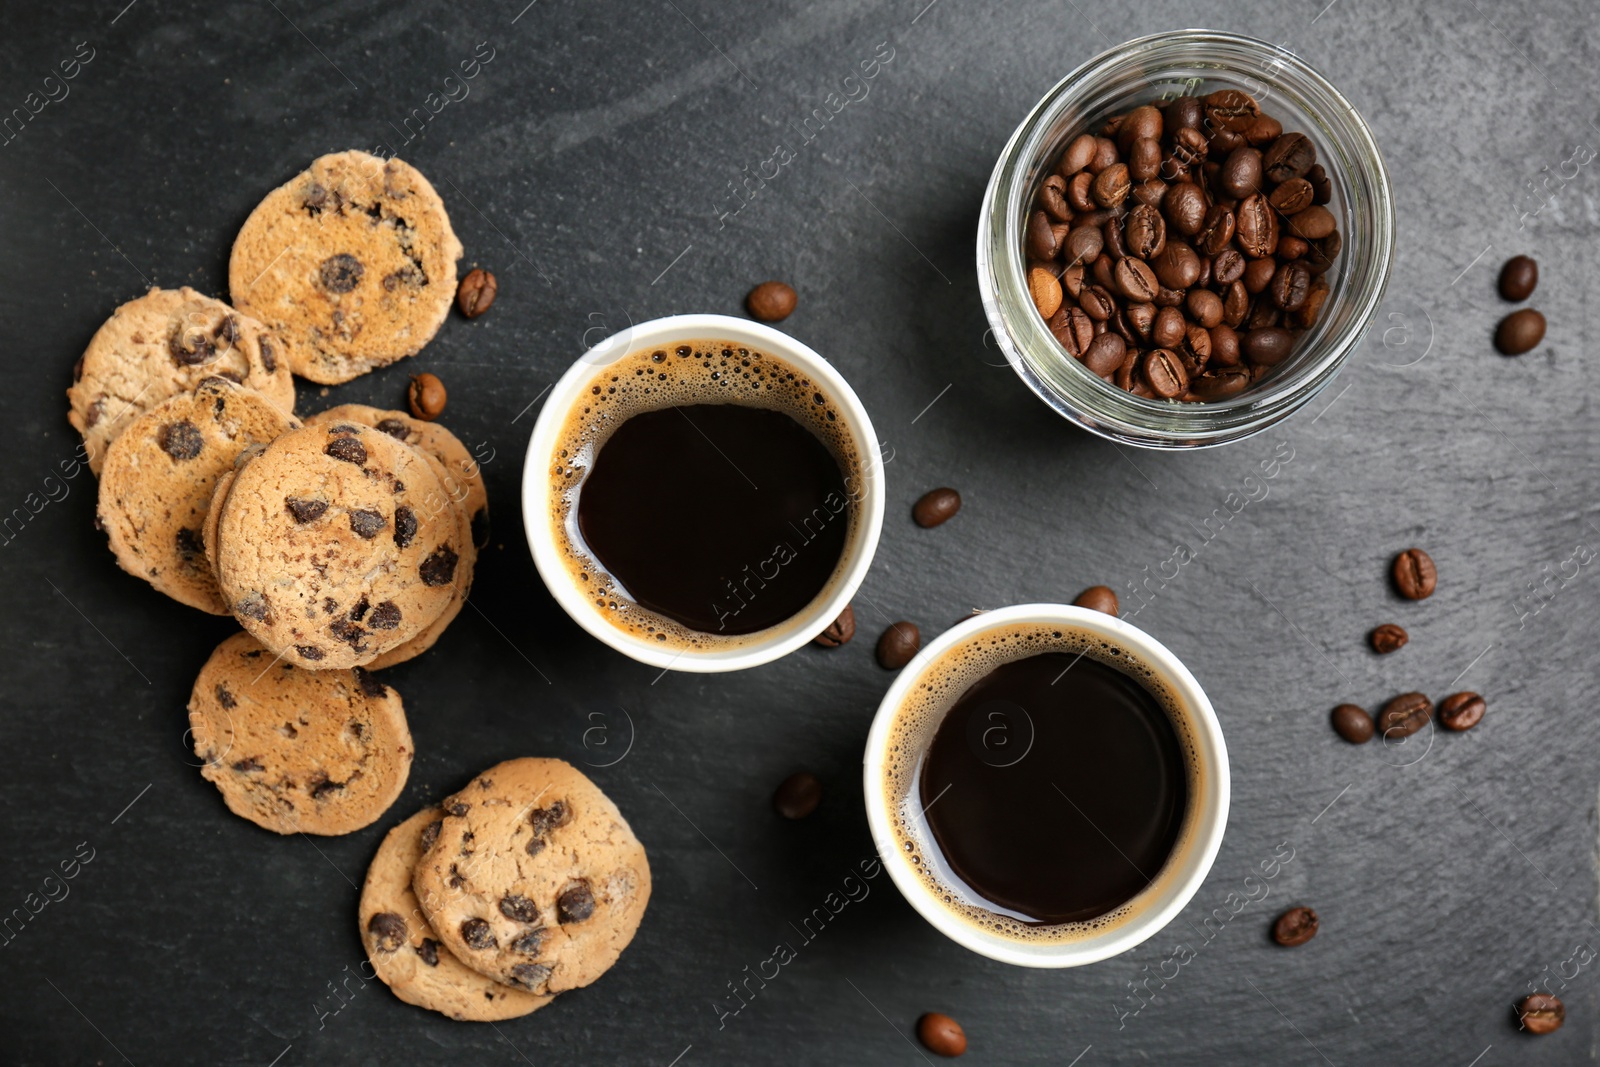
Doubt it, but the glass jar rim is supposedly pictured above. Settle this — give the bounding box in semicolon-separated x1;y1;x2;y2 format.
977;29;1394;448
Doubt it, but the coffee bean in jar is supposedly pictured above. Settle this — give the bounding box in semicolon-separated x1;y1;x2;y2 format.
1024;90;1341;402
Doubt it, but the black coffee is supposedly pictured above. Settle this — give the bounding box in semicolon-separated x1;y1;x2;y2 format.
919;651;1187;924
577;403;847;634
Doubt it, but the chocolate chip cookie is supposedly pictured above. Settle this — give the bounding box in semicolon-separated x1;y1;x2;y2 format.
67;287;294;474
361;807;555;1021
412;759;651;995
306;404;489;549
228;151;463;385
209;420;463;668
97;378;299;614
188;632;413;835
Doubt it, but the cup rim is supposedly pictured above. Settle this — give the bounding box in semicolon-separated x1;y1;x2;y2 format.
521;313;886;673
861;603;1231;967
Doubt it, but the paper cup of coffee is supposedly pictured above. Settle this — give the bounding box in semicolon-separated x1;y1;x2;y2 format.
863;603;1230;966
523;314;886;672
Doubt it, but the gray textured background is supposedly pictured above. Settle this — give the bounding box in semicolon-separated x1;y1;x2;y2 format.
2;0;1598;1063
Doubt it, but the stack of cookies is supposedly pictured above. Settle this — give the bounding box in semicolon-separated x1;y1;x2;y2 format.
70;151;485;837
359;759;652;1021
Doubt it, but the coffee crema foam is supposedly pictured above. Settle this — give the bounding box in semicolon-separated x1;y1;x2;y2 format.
882;621;1205;944
548;340;864;651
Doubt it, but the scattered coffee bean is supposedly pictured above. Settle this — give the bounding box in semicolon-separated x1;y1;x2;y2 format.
1498;255;1538;302
1377;692;1433;739
456;268;497;317
877;622;921;669
1495;308;1546;355
1392;547;1437;600
913;488;962;528
746;280;797;322
1272;906;1318;946
1369;623;1408;654
1517;993;1565;1035
814;604;856;647
917;1012;968;1057
1438;691;1486;732
772;771;822;819
1331;703;1374;744
408;373;447;421
1073;585;1119;616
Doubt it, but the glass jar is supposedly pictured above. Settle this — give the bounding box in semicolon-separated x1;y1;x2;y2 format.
977;30;1394;449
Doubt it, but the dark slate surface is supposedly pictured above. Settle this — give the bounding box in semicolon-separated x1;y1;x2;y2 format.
3;0;1598;1063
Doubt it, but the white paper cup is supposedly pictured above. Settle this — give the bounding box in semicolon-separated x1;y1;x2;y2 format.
862;603;1230;966
522;314;885;673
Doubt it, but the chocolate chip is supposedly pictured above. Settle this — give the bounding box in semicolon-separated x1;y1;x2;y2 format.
375;418;412;441
232;757;263;772
169;330;216;367
235;591;271;623
84;398;105;428
445;801;470;817
1272;906;1318;946
215;683;236;709
319;253;364;293
214;314;240;345
329;617;368;652
877;622;921;669
416;938;440;966
528;801;571;837
419;819;442;851
285;497;328;524
471;508;490;548
258;337;276;373
525;839;546;858
383;265;425;290
296;644;325;662
310;775;344;799
158;420;204;460
367;912;407;953
420;546;459;586
348;508;386;539
499;894;541;923
460;918;496;950
324;436;368;465
175;527;204;561
348;597;370;621
510;929;547;956
369;601;402;630
557;881;596;924
447;863;466;888
353;667;387;698
509;963;552;988
393;506;417;548
1369;623;1408;654
814;604;856;647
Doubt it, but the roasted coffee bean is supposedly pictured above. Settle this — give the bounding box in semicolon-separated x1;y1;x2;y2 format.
1038;174;1073;221
1080;285;1116;321
1028;267;1063;319
1132;178;1169;210
1129;136;1162;182
1170;127;1209;171
1331;703;1374;743
1287;205;1336;241
1062;224;1103;266
1263;132;1316;183
1518;994;1564;1035
1222;280;1250;327
1118;303;1153;342
773;771;823;819
1242;326;1294;366
457;268;498;317
1117;105;1163;152
1195;205;1236;256
1124;204;1166;258
1499;255;1538;301
1495;308;1546;355
1190;367;1250;399
1369;623;1408;654
1061;263;1085;298
1151;306;1187;349
1291;280;1330;329
913;487;962;528
1194;254;1213;289
1244;114;1283;146
1103;217;1129;260
1143;348;1188;398
1245;298;1282;331
1204;89;1260;131
1213;247;1245;285
1438;691;1486;732
1377;692;1433;739
1049;305;1096;356
918;1012;968;1057
1236;194;1278;257
1089;253;1115;291
1270;262;1312;311
1026;210;1059;260
1272;906;1318;946
1181;324;1212;369
408;372;447;420
1277;235;1310;261
1164;182;1207;236
1114;258;1160;302
1209;324;1241;366
1091;163;1131;208
1152;240;1201;289
1165;96;1204;131
1073;585;1119;615
1243;256;1278;294
877;622;921;669
1153;285;1184;308
814;604;856;647
1090;136;1119;173
1220;146;1263;199
1060;133;1098;175
1392;547;1437;599
1269;177;1314;215
1186;288;1224;329
1068;173;1099;216
1081;333;1125;377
